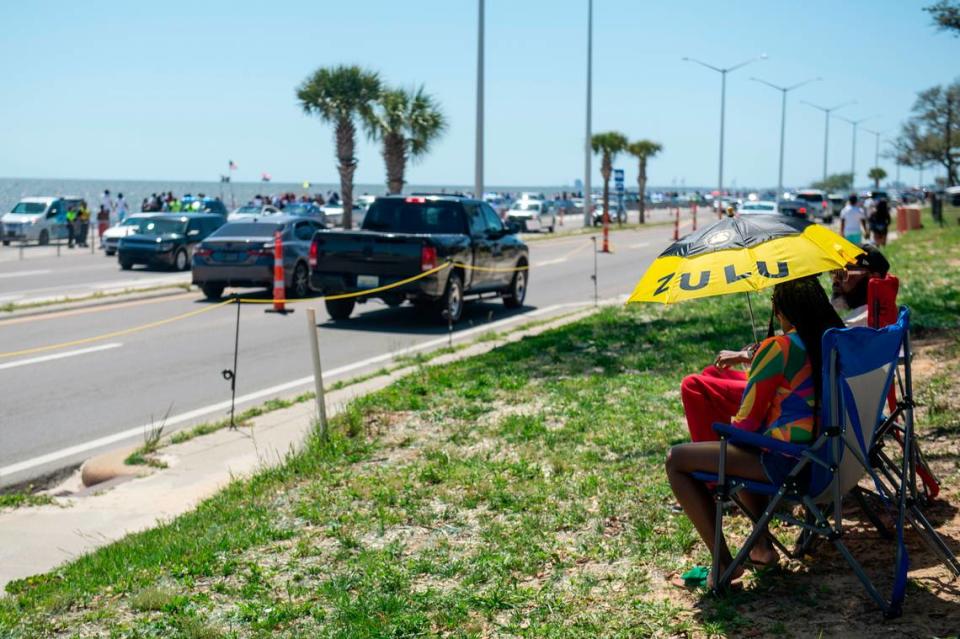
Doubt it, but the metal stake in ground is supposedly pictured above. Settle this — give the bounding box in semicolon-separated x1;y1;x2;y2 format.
221;300;241;429
591;236;598;307
305;308;328;439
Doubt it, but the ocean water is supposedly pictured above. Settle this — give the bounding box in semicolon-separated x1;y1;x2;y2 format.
0;177;589;213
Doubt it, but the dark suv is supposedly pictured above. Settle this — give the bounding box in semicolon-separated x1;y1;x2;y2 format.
117;214;225;270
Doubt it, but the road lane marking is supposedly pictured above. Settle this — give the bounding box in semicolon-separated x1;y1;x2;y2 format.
0;270;52;279
0;343;122;371
0;292;196;326
534;258;568;267
628;242;651;248
0;302;592;480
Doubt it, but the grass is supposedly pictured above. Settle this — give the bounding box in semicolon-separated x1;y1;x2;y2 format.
0;491;56;510
2;220;958;637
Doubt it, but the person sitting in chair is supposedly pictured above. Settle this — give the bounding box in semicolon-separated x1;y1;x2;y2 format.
666;277;845;586
830;244;891;327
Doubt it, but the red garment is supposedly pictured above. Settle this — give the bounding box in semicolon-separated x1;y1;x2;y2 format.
681;366;748;443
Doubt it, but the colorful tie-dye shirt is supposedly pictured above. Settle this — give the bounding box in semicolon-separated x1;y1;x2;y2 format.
732;331;815;443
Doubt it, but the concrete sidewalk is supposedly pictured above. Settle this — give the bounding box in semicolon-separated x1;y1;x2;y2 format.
0;302;606;592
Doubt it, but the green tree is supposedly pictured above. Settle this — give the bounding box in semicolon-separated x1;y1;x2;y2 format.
925;1;960;35
626;140;662;224
893;80;960;186
810;173;853;192
868;167;887;189
297;65;382;228
366;86;447;195
591;131;629;226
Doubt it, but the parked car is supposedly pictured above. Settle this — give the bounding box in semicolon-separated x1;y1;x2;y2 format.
102;213;159;256
355;194;378;211
1;196;85;245
775;200;810;219
794;189;832;222
738;200;778;215
309;195;529;322
117;214;225;271
281;202;328;225
505;199;557;232
827;193;847;218
321;203;366;228
181;197;228;217
592;199;627;225
192;215;324;300
228;204;280;222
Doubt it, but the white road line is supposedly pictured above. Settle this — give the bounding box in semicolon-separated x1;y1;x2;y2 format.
0;270;52;280
0;343;123;371
0;302;592;480
534;258;568;267
628;242;651;249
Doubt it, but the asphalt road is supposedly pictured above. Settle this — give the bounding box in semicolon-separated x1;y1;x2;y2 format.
0;218;692;488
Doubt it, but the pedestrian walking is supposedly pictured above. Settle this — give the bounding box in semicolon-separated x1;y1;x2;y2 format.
869;198;891;246
65;203;77;248
839;194;867;245
98;189;114;246
77;200;90;247
116;193;129;222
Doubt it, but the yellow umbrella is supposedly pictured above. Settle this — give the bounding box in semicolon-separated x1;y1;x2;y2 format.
629;215;863;305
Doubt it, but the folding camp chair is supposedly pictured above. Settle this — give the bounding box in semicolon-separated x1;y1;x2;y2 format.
693;307;921;617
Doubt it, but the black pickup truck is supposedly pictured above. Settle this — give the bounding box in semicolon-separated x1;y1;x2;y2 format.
309;195;529;322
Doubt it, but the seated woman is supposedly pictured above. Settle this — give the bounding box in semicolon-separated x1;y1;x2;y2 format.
666;276;844;584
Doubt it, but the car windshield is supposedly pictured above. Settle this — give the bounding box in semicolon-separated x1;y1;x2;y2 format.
234;205;262;214
212;222;281;238
796;193;823;202
122;217;149;226
742;203;775;211
132;218;187;235
10;202;47;215
362;200;465;234
284;204;313;214
511;201;540;211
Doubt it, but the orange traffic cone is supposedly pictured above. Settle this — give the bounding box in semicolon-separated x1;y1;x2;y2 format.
266;229;293;314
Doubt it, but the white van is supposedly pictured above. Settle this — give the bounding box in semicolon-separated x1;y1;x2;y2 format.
1;196;83;246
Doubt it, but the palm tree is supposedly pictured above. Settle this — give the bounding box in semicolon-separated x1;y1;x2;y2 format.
868;166;888;189
297;65;381;229
366;86;447;194
626;140;663;224
591;132;629;228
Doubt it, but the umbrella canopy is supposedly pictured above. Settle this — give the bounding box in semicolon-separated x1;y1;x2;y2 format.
628;215;863;305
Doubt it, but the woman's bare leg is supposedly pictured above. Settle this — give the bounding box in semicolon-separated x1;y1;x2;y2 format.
665;442;772;577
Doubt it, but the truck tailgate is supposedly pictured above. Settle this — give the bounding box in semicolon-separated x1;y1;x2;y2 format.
313;231;425;276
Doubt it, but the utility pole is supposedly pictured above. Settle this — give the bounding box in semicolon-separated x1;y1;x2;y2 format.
802;100;856;183
751;76;820;197
683;54;767;199
583;0;593;226
474;0;484;201
837;115;875;191
863;128;885;172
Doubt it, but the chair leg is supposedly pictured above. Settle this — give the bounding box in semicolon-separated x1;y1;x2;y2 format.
907;506;960;577
716;488;789;590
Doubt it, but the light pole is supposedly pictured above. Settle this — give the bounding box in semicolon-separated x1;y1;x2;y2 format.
583;0;593;226
801;100;856;183
837;115;875;190
474;0;484;200
750;76;821;198
682;54;767;198
862;128;886;172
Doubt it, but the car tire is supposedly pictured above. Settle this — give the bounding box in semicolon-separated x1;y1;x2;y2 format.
2;240;9;246
38;230;49;246
288;263;310;300
437;271;464;323
503;261;528;309
119;259;133;270
325;298;355;321
174;248;189;271
201;283;225;300
105;248;115;256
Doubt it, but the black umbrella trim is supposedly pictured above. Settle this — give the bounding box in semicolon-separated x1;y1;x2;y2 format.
659;215;813;258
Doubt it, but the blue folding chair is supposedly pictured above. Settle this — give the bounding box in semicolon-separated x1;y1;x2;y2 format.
692;307;920;617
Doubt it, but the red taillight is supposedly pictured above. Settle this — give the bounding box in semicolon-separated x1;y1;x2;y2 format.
248;244;273;258
421;245;437;271
822;200;827;208
308;240;318;268
194;247;212;257
406;196;426;203
798;207;807;215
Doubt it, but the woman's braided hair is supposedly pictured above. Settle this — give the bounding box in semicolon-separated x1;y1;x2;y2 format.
768;276;845;409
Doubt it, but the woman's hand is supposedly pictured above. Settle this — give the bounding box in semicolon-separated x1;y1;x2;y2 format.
714;349;752;369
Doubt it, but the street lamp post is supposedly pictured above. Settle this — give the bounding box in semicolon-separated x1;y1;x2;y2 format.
750;76;821;198
862;128;885;172
474;0;484;201
801;100;856;183
584;0;593;226
837;115;875;191
682;54;767;200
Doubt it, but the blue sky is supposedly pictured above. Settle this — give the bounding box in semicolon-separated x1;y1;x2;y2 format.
1;0;957;189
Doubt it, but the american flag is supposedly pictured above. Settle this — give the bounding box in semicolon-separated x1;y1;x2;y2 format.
228;160;237;170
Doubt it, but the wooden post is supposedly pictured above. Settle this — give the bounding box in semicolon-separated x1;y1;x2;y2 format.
306;308;328;438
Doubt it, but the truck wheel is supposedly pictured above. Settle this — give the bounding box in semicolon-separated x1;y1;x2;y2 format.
2;241;9;246
201;283;224;300
39;230;49;246
119;259;133;271
325;298;355;321
503;262;528;309
174;249;189;271
437;272;464;323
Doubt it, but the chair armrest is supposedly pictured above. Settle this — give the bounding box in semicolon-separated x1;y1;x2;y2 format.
712;423;807;458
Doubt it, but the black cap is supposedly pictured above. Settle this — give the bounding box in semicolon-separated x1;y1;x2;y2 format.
856;244;890;276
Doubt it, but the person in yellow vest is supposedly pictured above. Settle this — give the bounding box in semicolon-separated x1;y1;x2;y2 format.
65;203;78;248
77;201;90;247
170;198;182;212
